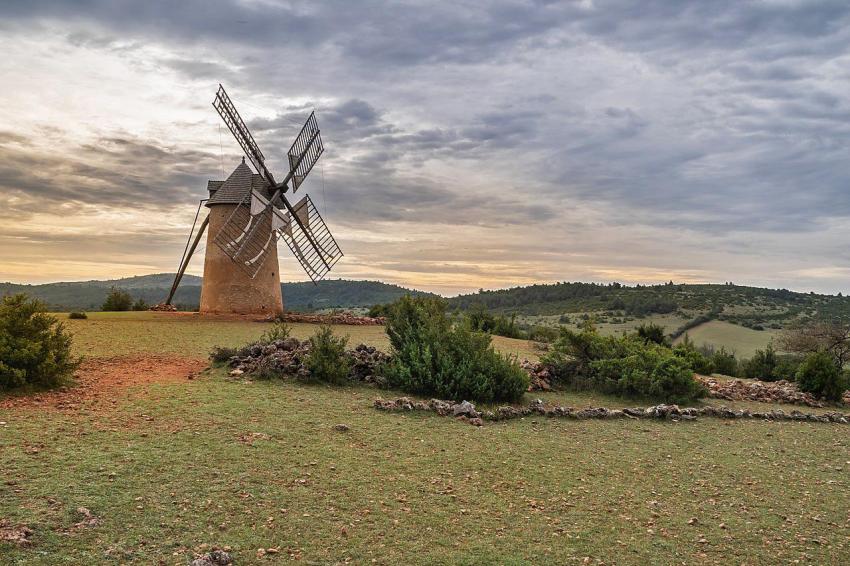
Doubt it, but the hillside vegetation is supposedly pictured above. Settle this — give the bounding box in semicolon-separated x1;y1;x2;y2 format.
0;275;432;312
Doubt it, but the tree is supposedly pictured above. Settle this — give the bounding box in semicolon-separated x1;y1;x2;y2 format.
102;287;133;311
132;298;149;311
778;321;850;369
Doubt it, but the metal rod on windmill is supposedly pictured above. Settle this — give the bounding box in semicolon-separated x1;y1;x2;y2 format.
164;85;342;309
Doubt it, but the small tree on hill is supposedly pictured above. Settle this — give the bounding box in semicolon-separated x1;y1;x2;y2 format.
102;287;133;311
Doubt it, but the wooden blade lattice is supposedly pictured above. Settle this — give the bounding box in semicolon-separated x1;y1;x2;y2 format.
213;85;275;184
279;194;342;282
287;112;323;193
213;200;278;279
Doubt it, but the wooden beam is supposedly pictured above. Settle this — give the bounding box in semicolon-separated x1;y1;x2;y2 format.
165;216;209;306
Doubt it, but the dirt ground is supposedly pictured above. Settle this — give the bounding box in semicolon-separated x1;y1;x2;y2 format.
0;355;207;412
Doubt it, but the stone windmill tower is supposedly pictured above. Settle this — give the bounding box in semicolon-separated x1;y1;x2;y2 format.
164;86;342;315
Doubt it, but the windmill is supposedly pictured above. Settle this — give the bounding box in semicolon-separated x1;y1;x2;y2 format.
163;85;342;315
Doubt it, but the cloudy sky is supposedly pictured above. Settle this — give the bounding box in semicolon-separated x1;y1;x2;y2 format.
1;0;849;295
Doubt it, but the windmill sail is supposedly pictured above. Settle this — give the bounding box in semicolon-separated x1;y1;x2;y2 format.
213;85;275;184
287;112;323;193
213;193;278;279
278;195;342;282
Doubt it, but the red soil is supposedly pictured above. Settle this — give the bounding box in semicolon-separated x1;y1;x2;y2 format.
0;355;207;411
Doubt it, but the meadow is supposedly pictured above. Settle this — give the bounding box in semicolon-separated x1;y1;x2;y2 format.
1;312;848;564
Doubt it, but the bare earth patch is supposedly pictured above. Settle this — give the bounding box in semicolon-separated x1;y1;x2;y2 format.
0;519;34;546
0;354;207;411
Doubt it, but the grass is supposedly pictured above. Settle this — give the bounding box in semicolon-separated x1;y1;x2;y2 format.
1;313;848;564
673;320;779;359
62;311;539;361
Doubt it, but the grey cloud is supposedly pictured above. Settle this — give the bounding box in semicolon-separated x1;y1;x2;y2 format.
0;132;223;214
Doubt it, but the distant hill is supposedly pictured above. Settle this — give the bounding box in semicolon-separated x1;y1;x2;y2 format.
0;274;432;311
3;275;849;330
447;281;850;328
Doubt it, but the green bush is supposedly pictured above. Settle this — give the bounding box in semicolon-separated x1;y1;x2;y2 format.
260;321;291;344
367;303;391;318
464;304;523;339
542;326;706;403
672;342;714;375
741;344;778;381
132;298;149;311
0;294;79;390
102;287;133;311
795;350;847;402
709;347;737;376
68;311;88;320
305;325;352;384
636;322;667;345
385;296;528;403
527;325;558;343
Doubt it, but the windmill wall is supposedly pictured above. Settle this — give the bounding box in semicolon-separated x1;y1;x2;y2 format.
199;204;284;316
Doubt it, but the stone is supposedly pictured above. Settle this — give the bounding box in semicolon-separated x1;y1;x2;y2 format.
332;424;350;432
452;400;479;418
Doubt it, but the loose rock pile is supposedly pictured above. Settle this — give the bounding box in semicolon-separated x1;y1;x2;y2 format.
374;397;850;425
523;363;850;406
521;359;553;391
267;312;385;325
190;549;233;566
149;302;177;312
225;338;390;384
695;376;846;407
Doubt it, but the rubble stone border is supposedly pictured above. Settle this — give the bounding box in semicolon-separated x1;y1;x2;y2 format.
373;397;850;425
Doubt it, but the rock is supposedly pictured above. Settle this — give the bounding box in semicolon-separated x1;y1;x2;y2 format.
697;375;832;407
332;424;350;432
452;400;479;418
228;369;244;377
190;549;233;566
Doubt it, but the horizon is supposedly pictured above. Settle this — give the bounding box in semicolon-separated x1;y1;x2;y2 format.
2;2;850;296
3;272;847;300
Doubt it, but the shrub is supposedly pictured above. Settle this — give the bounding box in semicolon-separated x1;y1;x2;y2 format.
102;287;133;311
774;355;804;381
132;298;148;311
527;325;558;343
741;344;778;381
367;303;390;318
0;294;79;390
465;305;523;339
385;296;528;403
210;345;239;364
260;321;291;344
795;350;847;402
672;342;714;375
709;347;738;376
305;325;352;384
68;311;88;320
542;326;706;403
636;322;668;345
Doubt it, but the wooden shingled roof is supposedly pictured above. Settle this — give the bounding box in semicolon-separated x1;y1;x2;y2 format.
206;159;271;206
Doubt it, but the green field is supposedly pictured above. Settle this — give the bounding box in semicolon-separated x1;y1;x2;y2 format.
61;311;540;362
1;313;849;564
672;320;778;359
